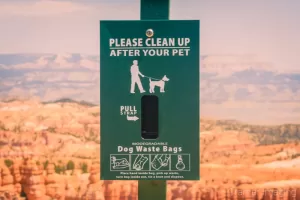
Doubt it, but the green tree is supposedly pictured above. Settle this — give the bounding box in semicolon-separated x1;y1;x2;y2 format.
43;160;49;170
4;159;13;168
55;165;65;174
66;160;75;170
81;162;88;173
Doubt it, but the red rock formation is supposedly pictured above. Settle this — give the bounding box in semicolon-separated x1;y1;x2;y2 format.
0;163;21;199
0;164;16;194
81;160;104;200
130;181;138;200
45;162;65;200
10;163;22;198
3;157;300;200
186;183;201;200
104;181;121;200
23;159;49;200
118;181;137;200
65;182;80;200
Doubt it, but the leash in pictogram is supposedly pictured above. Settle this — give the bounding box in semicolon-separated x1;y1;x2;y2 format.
143;75;160;80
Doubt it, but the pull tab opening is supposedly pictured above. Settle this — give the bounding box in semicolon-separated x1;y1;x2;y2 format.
141;95;159;139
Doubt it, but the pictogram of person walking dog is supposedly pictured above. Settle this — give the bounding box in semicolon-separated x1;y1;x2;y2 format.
130;60;170;94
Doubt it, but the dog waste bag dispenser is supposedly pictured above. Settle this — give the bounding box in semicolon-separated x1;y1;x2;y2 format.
100;20;199;180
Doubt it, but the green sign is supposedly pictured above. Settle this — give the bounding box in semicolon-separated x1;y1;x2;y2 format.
100;20;199;180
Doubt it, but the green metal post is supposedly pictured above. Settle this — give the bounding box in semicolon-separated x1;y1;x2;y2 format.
138;1;169;199
140;0;170;20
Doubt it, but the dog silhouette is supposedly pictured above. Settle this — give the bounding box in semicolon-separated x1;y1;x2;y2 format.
149;75;169;93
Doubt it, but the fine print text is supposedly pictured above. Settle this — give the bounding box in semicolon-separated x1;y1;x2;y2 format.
109;38;191;57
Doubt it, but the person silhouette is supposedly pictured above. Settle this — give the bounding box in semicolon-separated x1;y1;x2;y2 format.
130;60;145;93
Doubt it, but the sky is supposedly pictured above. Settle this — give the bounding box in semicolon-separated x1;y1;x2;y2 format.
0;0;299;71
